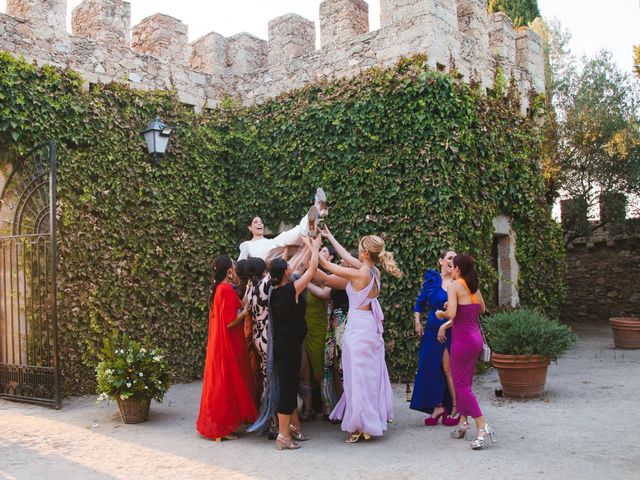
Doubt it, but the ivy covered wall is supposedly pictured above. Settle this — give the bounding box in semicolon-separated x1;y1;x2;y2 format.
0;53;565;394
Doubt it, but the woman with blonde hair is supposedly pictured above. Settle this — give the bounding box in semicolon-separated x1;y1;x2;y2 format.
317;228;402;442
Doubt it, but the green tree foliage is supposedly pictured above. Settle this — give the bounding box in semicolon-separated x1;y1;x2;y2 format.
532;21;640;238
0;53;565;393
554;49;640;239
530;18;572;204
488;0;540;26
634;45;640;79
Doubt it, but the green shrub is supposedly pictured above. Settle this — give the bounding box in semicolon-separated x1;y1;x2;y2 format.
484;308;576;361
96;330;171;402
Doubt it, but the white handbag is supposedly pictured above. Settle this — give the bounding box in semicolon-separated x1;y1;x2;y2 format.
479;319;491;362
480;341;492;363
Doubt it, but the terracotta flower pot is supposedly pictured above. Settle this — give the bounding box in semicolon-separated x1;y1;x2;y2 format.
116;397;151;424
609;317;640;349
491;353;550;399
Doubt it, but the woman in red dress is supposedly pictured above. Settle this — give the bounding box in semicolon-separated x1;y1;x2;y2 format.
196;255;258;441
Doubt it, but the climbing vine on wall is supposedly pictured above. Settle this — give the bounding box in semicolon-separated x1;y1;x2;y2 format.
0;52;565;393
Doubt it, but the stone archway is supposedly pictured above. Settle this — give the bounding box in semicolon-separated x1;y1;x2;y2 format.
492;215;519;307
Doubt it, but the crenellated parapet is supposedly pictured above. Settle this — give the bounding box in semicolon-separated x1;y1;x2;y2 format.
131;14;189;67
320;0;369;48
6;0;66;39
489;11;517;79
0;0;545;112
267;14;315;67
71;0;130;45
515;27;544;93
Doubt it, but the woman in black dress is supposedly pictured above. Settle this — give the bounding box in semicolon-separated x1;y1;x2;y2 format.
268;235;321;450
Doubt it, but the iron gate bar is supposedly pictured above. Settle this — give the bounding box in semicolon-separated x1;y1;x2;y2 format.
0;142;60;408
49;143;61;408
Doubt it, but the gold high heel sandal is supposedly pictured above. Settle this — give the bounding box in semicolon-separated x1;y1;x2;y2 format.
289;424;309;441
470;424;497;450
346;432;371;443
275;433;301;450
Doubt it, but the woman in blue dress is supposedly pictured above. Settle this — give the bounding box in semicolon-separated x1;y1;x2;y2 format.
409;250;460;426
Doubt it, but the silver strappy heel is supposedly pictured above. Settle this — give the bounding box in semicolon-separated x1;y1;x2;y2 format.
451;421;471;439
470;424;497;449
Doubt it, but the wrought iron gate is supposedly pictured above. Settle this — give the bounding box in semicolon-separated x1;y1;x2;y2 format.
0;143;60;408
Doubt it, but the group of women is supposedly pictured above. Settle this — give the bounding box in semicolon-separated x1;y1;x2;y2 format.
196;214;496;451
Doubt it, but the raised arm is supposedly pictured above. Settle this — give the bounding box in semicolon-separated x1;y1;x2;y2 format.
313;268;349;290
289;245;311;274
294;236;321;297
321;226;362;269
318;254;365;283
307;282;331;300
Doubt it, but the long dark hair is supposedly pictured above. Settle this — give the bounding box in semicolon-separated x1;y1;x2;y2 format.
235;259;249;299
209;255;233;304
268;258;288;287
247;257;266;286
453;254;479;293
246;215;260;239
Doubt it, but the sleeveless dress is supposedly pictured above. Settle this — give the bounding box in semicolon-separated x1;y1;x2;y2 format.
329;269;394;436
270;281;308;415
304;292;329;379
196;282;257;438
450;281;483;418
410;270;453;413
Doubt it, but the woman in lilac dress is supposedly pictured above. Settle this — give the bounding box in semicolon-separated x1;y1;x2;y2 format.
317;229;402;442
410;250;460;426
436;254;496;449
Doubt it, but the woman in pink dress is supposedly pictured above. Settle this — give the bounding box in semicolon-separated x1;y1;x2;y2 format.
436;254;497;449
317;229;402;442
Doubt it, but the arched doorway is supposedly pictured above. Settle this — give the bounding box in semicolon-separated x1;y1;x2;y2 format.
0;143;60;408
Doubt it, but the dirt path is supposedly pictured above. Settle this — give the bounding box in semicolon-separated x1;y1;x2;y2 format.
1;323;638;480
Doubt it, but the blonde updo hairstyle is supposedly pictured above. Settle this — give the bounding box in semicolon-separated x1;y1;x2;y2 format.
359;235;403;278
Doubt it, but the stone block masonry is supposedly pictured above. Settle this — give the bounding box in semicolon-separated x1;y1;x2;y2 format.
562;238;640;323
0;0;544;111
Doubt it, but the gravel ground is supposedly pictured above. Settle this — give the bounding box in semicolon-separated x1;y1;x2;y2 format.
1;322;638;480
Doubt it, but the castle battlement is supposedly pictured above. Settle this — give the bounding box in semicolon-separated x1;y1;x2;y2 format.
0;0;544;111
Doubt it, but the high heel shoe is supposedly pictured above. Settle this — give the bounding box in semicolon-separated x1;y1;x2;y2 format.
424;407;447;426
275;433;301;450
450;421;471;439
346;432;371;443
289;424;309;441
470;424;497;450
442;410;461;427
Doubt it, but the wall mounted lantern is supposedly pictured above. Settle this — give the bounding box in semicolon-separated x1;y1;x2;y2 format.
141;116;172;164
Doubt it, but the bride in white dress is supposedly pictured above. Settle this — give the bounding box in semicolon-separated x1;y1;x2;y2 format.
238;189;328;261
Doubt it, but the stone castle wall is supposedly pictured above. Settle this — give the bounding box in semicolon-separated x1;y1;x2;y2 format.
0;0;544;111
562;237;640;323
